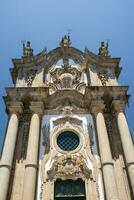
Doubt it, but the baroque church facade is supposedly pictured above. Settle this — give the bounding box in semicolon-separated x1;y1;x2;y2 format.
0;36;134;200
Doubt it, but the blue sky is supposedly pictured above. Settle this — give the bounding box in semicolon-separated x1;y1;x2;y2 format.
0;0;134;149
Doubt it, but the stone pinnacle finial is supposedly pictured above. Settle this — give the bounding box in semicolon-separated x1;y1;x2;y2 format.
60;34;72;48
23;41;33;57
98;41;109;57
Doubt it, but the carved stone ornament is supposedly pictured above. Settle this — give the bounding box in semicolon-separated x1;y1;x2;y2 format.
53;116;82;128
47;154;92;181
25;69;37;86
49;63;82;89
61;106;73;115
98;70;108;86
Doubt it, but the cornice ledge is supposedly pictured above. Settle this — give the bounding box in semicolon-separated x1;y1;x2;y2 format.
90;99;105;115
6;101;23;115
4;87;49;100
111;99;127;113
30;101;44;115
85;86;104;100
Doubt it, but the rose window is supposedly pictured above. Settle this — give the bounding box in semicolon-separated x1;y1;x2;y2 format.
57;131;80;151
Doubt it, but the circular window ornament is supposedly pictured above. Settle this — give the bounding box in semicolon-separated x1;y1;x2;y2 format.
57;131;80;151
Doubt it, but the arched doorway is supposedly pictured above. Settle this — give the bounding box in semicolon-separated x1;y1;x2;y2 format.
54;179;86;200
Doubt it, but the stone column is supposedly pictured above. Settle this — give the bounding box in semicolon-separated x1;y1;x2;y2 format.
91;100;120;200
22;102;43;200
112;100;134;193
0;102;23;200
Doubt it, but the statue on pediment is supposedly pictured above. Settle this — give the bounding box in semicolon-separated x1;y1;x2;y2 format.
60;35;72;47
98;41;109;57
23;41;33;57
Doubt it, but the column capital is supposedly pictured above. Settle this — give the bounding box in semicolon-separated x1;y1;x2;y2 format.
90;100;105;115
7;101;23;116
30;101;44;116
111;100;126;114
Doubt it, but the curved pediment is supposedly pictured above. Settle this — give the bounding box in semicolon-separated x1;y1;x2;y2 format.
11;37;121;87
12;44;120;75
45;46;85;69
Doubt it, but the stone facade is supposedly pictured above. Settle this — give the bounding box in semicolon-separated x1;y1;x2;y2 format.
0;36;134;200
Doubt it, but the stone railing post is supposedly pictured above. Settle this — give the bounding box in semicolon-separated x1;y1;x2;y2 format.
91;100;120;200
22;101;44;200
112;100;134;193
0;102;23;200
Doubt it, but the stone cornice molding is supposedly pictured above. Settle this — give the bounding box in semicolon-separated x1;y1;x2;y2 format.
30;101;44;116
90;100;105;115
85;86;104;100
3;86;129;115
7;101;23;116
46;89;85;110
111;99;126;114
4;87;49;102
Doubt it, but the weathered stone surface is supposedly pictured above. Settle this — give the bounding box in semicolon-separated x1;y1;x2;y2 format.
0;37;133;200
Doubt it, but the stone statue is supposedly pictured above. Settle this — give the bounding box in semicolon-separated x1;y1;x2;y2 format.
23;41;33;57
98;41;109;57
60;35;72;47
